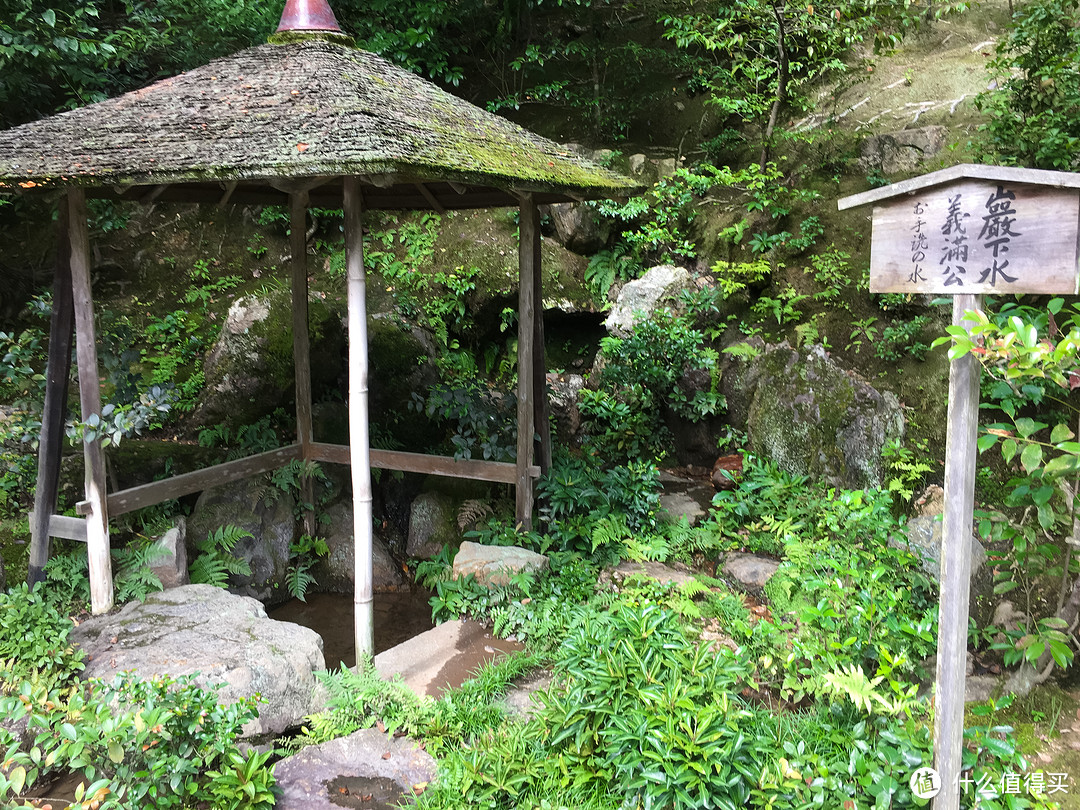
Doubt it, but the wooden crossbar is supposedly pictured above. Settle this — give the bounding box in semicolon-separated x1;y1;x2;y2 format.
76;444;303;517
308;442;540;484
29;512;88;543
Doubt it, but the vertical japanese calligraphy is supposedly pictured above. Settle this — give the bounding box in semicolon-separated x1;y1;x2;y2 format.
868;180;1079;294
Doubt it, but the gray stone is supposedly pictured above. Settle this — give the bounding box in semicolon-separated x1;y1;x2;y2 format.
628;153;647;175
374;619;524;698
657;157;677;178
451;541;548;587
547;372;586;444
275;728;436;810
965;674;1001;703
658;492;707;527
604;265;692;335
723;553;781;591
70;585;325;737
598;560;697;590
316;502;405;593
149;519;189;589
548;202;606;255
406;492;459;560
187;476;298;607
898;513;994;626
501;670;553;719
859;125;949;175
722;341;904;490
193;296;280;428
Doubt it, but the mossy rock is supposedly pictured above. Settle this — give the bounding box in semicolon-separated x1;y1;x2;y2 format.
723;340;904;489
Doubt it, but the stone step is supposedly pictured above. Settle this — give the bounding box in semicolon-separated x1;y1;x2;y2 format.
373;619;523;698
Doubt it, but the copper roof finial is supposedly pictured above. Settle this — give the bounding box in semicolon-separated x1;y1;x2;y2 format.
277;0;342;33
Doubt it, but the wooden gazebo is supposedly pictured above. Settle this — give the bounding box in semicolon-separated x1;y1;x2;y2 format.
0;0;638;657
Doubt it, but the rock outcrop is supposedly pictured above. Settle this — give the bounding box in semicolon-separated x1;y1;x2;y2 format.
722;341;904;489
451;541;548;587
70;585;325;737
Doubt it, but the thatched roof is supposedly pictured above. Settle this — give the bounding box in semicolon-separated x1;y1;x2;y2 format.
0;37;640;209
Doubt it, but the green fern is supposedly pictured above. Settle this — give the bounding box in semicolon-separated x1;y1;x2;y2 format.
189;525;253;587
286;561;317;602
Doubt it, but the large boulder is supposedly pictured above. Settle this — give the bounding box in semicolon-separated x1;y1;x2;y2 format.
859;125;949;175
186;477;298;607
275;728;437;810
69;585;325;737
604;265;692;335
722;341;904;490
192;296;281;428
451;541;548;587
315;502;406;593
546;202;606;255
406;492;458;560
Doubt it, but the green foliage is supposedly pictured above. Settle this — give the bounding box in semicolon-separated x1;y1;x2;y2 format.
537;454;661;556
65;385;175;448
0;671;272;809
43;536;165;614
188;525;252;588
975;0;1080;170
874;315;932;362
584;309;722;464
286;534;329;602
584;245;637;305
0;583;84;693
198;412;283;460
412;382;518;462
882;436;934;506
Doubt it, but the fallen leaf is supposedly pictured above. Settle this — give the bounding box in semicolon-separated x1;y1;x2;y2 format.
296;143;309;152
382;752;391;760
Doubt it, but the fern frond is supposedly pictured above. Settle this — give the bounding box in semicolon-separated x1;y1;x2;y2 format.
457;499;493;531
286;563;316;602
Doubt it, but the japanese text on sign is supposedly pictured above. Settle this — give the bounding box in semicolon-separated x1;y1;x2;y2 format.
869;180;1079;295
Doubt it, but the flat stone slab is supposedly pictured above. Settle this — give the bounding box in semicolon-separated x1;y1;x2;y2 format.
275;728;436;810
598;560;697;590
374;619;523;698
722;553;781;590
658;491;707;526
70;584;325;737
451;541;548;587
500;670;553;719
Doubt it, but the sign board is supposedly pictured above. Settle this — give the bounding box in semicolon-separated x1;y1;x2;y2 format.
869;180;1080;294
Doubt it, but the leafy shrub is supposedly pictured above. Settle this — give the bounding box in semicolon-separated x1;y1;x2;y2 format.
412;382;517;462
584;310;723;464
976;0;1080;170
0;584;84;693
0;672;273;810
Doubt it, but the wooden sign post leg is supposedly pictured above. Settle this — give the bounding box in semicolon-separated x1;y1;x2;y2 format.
933;292;983;809
515;195;538;530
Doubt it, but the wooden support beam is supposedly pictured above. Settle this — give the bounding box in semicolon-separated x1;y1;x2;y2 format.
29;513;88;543
68;189;112;615
144;184;169;202
76;444;303;518
290;191;316;536
529;205;552;475
933;293;984;810
218;180;239;207
413;183;447;215
344;176;375;663
309;443;540;483
516;195;538;529
28;204;75;587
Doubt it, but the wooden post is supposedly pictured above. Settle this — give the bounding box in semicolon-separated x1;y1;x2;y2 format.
529;208;552;475
343;176;374;662
290;191;316;536
933;293;983;809
28;203;75;587
68;189;113;614
516;195;538;529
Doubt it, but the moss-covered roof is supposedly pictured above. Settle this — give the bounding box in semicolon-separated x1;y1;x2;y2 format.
0;38;640;208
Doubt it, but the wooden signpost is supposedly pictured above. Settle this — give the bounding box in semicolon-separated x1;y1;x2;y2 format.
839;164;1080;809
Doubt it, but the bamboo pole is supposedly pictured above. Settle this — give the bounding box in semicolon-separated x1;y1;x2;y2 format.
516;195;538;529
68;189;113;614
343;177;374;662
932;293;983;809
290;191;316;536
28;203;75;587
